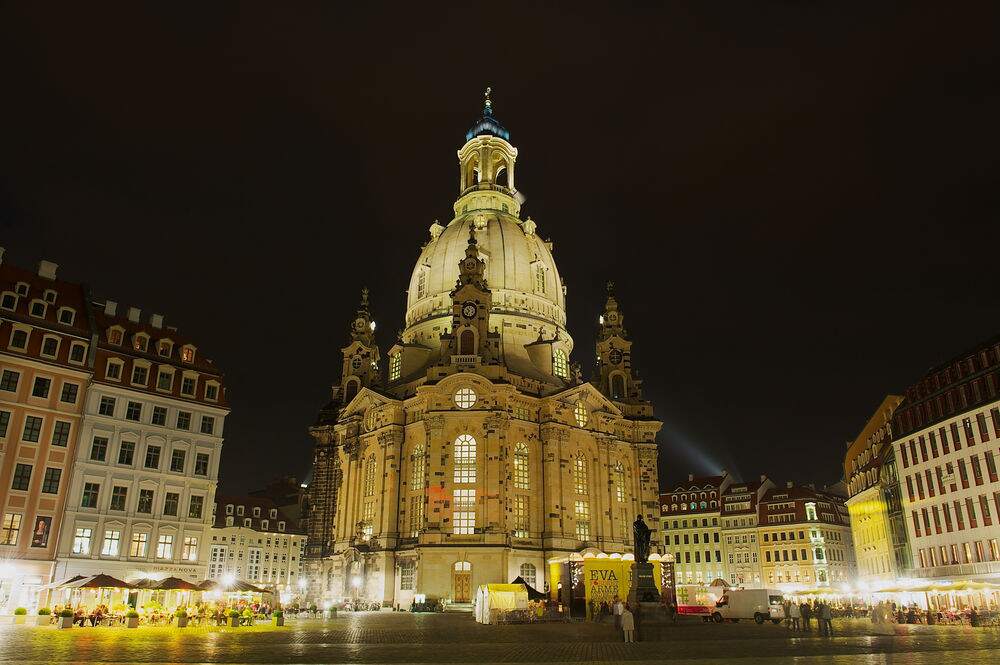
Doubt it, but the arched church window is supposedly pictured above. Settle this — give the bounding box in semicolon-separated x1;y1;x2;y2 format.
574;401;588;428
514;443;529;490
365;408;378;432
454;387;477;409
344;379;359;403
389;353;401;382
611;375;625;399
364;454;377;497
614;462;625;502
553;349;568;379
535;264;545;294
519;563;536;588
454;434;477;484
459;329;475;355
411;445;425;489
573;456;588;494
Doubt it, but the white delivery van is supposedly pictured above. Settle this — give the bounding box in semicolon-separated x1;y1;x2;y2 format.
711;589;785;624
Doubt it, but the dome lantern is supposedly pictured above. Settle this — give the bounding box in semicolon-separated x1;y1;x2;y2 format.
457;88;519;214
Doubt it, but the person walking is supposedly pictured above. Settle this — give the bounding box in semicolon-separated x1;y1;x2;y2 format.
621;605;635;643
788;600;801;630
821;603;833;636
613;598;623;630
800;602;811;632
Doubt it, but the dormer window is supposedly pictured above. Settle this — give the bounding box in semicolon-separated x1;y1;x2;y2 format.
158;340;173;358
9;328;29;351
278;521;285;532
156;369;174;391
180;345;196;363
133;334;149;353
43;289;57;304
269;509;277;519
15;282;29;297
181;376;196;396
260;519;268;530
1;293;17;310
253;507;261;517
237;505;244;516
108;327;124;345
69;342;87;364
29;300;46;318
226;504;234;515
243;518;251;528
205;381;219;401
131;364;148;386
225;516;233;527
41;336;60;358
57;307;76;326
105;358;123;381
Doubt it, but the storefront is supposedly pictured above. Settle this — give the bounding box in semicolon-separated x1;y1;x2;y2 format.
0;559;52;614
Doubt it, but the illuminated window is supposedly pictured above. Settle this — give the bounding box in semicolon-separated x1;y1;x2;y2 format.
573;457;588;494
101;530;121;556
416;270;427;299
389;353;402;381
574;401;588;428
73;527;93;554
133;334;148;353
535;264;545;294
364;454;377;497
614;461;626;502
366;408;378;432
575;501;590;540
129;532;148;557
400;561;415;590
520;563;536;588
183;536;198;561
805;502;817;521
513;443;529;490
1;513;21;546
411;445;425;489
455;387;477;409
553;349;568;379
513;495;529;537
409;495;424;537
454;434;477;483
181;345;196;363
108;328;124;345
453;489;476;534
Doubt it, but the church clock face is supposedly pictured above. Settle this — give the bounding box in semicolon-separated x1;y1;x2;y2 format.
607;312;619;324
609;349;623;365
351;356;362;371
464;258;478;272
352;317;367;333
461;302;477;319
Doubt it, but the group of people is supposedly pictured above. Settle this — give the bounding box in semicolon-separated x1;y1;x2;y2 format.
871;601;991;628
783;600;834;636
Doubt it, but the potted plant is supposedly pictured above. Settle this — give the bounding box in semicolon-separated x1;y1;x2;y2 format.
58;609;74;629
13;608;27;625
126;610;140;628
36;608;51;626
228;609;240;627
272;609;284;627
175;609;188;628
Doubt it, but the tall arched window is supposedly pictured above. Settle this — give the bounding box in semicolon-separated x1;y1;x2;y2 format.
344;379;359;402
514;443;529;490
553;349;568;379
411;445;425;489
416;269;427;299
460;329;475;355
535;264;545;294
519;562;537;588
614;462;625;502
573;456;588;494
364;454;377;497
389;353;401;381
611;375;625;399
454;434;477;484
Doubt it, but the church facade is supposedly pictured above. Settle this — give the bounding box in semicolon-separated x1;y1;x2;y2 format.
304;91;662;608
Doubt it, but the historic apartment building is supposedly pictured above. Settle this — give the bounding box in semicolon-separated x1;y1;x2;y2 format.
758;483;856;589
891;334;1000;581
53;300;228;584
720;477;774;588
0;254;93;612
304;91;663;609
660;473;731;585
208;496;306;595
844;394;905;584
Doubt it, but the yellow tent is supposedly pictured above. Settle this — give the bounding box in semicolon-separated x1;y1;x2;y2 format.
474;584;528;624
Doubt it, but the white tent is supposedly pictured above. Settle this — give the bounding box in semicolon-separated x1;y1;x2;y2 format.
474;584;528;624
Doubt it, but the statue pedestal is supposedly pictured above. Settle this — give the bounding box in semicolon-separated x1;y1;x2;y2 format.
628;562;668;633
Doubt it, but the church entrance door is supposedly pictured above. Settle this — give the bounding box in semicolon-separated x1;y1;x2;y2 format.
453;561;472;602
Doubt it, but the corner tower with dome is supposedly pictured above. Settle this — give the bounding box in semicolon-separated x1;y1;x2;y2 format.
303;90;663;608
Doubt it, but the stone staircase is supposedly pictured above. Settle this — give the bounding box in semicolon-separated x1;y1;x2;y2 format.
443;602;474;613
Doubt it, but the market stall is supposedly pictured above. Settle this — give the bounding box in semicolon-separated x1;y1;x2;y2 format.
474;583;528;624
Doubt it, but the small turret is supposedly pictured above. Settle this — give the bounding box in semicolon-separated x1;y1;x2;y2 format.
338;287;381;403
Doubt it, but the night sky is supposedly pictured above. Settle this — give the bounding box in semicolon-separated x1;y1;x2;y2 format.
3;3;999;494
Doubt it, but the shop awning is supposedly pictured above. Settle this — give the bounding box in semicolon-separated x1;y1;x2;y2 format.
198;579;267;593
62;574;133;589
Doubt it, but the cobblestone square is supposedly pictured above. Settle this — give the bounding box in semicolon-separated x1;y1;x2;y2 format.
2;613;999;664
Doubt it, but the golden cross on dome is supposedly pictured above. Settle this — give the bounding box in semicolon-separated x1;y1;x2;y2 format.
484;86;492;109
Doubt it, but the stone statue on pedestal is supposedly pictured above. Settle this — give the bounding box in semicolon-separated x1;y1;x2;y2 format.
633;515;651;563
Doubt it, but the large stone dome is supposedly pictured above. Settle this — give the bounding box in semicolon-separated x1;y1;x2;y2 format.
404;211;569;349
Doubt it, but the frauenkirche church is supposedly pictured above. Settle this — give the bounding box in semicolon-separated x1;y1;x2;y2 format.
304;90;662;608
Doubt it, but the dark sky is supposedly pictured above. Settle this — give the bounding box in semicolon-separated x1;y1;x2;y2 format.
2;3;999;493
